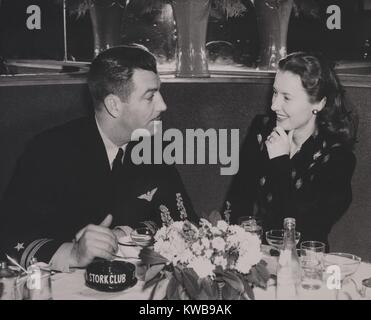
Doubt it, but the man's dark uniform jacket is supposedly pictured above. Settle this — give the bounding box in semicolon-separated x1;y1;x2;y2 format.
0;116;196;267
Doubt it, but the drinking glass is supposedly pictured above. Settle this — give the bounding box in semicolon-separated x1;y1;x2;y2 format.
14;269;53;300
297;249;323;292
130;227;154;247
265;229;301;250
300;241;325;268
238;216;263;239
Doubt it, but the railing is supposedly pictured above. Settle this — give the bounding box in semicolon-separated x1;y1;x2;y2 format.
1;59;371;88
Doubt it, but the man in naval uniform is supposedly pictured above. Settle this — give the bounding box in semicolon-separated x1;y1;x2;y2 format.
0;45;197;271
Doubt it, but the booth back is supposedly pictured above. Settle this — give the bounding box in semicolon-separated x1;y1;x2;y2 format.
0;81;370;261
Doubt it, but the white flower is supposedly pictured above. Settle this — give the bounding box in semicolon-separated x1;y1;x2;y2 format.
199;218;212;229
235;251;262;274
191;241;203;256
234;254;254;274
213;255;227;269
210;227;222;236
154;225;168;241
201;238;210;249
239;233;261;255
204;249;213;259
154;240;172;260
154;225;188;264
189;257;215;278
154;238;165;252
178;248;194;264
228;224;246;236
216;220;229;232
211;237;226;252
171;221;185;232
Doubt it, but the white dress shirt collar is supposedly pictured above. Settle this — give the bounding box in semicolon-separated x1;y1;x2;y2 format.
95;117;128;169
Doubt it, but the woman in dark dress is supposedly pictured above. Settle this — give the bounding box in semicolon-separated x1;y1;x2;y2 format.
225;52;357;250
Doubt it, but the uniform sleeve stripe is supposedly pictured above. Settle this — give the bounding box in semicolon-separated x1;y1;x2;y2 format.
25;239;53;267
21;239;47;267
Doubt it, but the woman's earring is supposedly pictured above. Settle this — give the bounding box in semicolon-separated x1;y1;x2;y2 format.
312;109;318;115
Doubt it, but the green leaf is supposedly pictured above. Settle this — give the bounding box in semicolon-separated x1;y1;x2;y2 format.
166;276;180;300
221;270;245;294
201;278;218;299
259;259;268;267
222;281;241;300
173;266;183;283
197;288;212;300
248;266;268;289
143;272;162;290
182;268;201;299
145;264;165;283
236;273;255;300
139;247;168;265
148;273;165;300
255;261;270;284
243;280;255;300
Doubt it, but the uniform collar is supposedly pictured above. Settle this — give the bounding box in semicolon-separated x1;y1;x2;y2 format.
95;117;128;169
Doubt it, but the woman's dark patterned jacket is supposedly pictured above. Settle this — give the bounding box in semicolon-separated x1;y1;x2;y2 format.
225;114;356;250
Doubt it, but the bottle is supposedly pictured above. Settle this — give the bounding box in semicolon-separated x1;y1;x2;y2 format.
276;218;301;300
0;261;17;300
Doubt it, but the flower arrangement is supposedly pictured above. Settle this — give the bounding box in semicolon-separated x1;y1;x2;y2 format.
139;195;269;300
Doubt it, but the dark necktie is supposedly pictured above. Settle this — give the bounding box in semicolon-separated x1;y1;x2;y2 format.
111;148;124;219
112;147;124;176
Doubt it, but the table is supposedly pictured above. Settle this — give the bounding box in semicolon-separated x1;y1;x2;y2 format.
52;268;166;300
51;255;371;300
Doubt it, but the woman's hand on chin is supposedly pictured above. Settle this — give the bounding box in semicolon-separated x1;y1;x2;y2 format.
265;126;291;159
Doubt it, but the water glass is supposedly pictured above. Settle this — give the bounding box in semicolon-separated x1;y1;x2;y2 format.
130;227;154;247
300;241;325;267
15;269;53;300
238;216;263;239
300;255;323;291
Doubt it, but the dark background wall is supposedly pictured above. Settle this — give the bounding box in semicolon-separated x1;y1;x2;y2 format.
0;0;369;63
0;80;370;261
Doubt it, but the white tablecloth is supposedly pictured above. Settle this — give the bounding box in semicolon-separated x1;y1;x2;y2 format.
51;256;371;300
52;257;168;300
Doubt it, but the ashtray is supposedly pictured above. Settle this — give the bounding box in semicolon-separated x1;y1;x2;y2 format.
85;259;137;292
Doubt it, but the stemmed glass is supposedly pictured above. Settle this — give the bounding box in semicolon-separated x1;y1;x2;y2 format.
265;229;301;252
238;216;263;239
116;227;154;260
323;252;362;300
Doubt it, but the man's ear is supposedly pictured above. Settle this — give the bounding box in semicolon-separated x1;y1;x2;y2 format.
103;94;123;118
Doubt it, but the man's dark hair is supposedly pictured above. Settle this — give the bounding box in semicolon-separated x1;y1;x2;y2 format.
88;44;157;107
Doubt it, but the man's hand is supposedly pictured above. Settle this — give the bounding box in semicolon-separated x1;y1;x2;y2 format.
265;126;291;159
69;214;118;268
